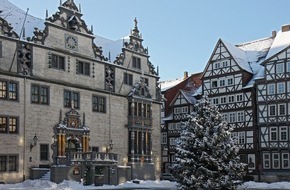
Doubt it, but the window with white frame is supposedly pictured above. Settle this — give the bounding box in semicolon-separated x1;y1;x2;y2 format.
212;80;218;88
176;123;181;130
236;94;243;102
219;80;225;87
182;107;188;113
287;61;290;72
214;62;220;69
237;111;244;122
268;84;275;95
263;153;270;169
276;63;284;74
169;138;176;145
222;61;228;67
229;112;236;123
272;153;280;169
238;132;245;144
269;105;276;116
227;78;233;85
280;127;288;141
213;98;219;105
174;107;181;114
161;132;167;144
277;82;285;94
222;113;228;122
168;123;174;130
279;104;286;115
270;127;277;141
220;97;226;104
228;95;234;103
288;82;290;92
282;153;290;169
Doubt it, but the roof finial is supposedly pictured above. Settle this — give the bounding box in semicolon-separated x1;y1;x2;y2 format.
46;9;48;18
134;17;138;28
60;0;62;6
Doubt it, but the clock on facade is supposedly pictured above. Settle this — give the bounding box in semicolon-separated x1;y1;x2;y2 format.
65;34;78;51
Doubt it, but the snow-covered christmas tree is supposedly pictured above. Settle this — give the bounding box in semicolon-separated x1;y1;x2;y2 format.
172;96;246;190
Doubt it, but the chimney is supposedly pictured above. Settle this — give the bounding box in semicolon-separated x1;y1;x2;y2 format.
272;30;276;37
282;24;290;32
184;71;188;80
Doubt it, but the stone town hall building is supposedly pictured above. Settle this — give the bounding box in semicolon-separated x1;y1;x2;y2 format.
0;0;161;184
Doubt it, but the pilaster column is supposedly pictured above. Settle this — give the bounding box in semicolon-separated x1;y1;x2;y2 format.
57;133;62;157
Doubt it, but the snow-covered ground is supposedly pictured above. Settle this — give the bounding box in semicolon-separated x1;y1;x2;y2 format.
0;179;177;190
1;180;290;190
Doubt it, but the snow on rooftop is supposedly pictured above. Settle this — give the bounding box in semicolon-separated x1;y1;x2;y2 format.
222;39;251;73
266;29;290;60
95;35;129;62
0;0;45;38
160;78;184;92
238;37;273;73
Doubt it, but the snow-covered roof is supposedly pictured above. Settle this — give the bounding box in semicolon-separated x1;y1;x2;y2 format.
237;37;273;73
180;89;196;104
0;0;45;37
160;78;184;92
265;28;290;60
222;40;252;73
220;36;274;88
162;112;173;121
193;86;202;96
222;37;273;77
94;35;129;61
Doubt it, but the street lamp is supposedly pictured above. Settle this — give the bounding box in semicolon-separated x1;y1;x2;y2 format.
30;134;38;151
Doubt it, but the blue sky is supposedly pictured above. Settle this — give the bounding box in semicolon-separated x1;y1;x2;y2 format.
8;0;290;81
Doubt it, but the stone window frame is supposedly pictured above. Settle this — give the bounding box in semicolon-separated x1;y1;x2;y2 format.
77;60;90;76
40;144;49;161
92;95;106;113
132;56;141;70
0;154;18;172
0;80;18;101
64;90;80;109
31;84;50;105
124;73;133;86
51;54;65;70
0;115;19;134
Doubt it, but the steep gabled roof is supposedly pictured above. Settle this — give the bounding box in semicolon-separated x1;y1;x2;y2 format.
169;89;196;107
222;40;252;73
202;36;273;88
265;29;290;61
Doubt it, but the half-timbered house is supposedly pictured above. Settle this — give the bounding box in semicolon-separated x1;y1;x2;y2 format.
160;72;202;173
201;36;274;178
256;25;290;180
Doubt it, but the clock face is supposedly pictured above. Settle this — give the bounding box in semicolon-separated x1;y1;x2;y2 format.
65;34;78;51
